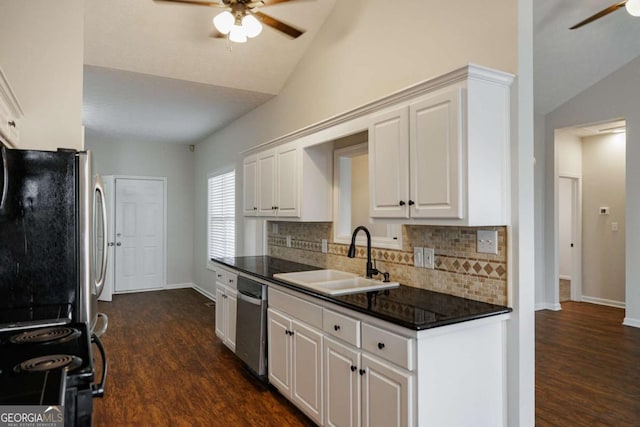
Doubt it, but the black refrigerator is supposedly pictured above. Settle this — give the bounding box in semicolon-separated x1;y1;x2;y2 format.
0;145;109;425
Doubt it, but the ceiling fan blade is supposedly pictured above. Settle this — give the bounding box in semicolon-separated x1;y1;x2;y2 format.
569;0;627;29
260;0;300;5
154;0;228;8
253;11;305;38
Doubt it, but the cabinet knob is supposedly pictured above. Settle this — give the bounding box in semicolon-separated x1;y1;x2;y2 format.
229;279;233;283
359;369;366;376
350;365;357;372
7;120;16;128
377;342;385;350
408;200;415;206
217;274;223;278
399;200;406;206
253;207;257;211
334;324;340;331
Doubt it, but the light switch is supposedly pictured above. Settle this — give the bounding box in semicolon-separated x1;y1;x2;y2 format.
413;247;424;268
611;222;619;232
477;230;498;254
424;248;435;269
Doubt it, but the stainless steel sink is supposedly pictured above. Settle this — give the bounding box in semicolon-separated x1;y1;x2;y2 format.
273;269;399;296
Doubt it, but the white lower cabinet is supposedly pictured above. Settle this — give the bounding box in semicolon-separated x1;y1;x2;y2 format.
214;270;237;352
267;286;508;427
324;337;413;427
268;308;324;425
361;353;413;427
324;337;361;427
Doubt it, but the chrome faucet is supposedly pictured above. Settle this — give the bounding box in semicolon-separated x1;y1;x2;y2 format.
347;226;379;279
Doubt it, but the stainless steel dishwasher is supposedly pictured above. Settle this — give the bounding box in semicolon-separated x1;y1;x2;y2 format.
235;276;268;378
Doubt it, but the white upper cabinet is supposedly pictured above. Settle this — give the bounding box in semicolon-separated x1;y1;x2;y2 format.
369;67;511;226
369;108;410;218
0;66;23;148
409;89;462;219
257;148;277;216
242;155;258;216
275;143;299;217
243;142;332;221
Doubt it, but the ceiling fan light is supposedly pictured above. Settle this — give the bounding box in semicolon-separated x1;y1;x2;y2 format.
229;24;248;43
242;14;263;38
626;0;640;16
213;11;234;34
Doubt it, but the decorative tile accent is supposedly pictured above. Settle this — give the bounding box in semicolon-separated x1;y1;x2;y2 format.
266;222;508;306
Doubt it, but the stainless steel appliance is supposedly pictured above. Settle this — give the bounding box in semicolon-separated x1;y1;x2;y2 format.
0;146;108;425
235;276;268;378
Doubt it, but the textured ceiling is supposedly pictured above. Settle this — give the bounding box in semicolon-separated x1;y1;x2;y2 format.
83;65;273;145
83;0;336;144
534;0;640;114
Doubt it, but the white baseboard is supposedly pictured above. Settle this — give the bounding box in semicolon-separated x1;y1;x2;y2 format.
192;284;216;301
535;302;562;311
623;317;640;328
581;295;625;309
164;282;194;290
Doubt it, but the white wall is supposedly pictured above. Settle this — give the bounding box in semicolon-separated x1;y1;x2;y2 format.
534;114;547;309
582;132;626;305
0;0;84;150
556;130;582;176
545;56;640;327
86;135;195;287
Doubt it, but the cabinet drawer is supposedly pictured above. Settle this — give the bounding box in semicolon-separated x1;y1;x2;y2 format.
361;323;415;371
322;308;360;347
215;270;226;286
269;288;322;329
226;271;237;290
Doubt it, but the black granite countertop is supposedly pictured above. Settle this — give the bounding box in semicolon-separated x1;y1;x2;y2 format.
211;256;512;331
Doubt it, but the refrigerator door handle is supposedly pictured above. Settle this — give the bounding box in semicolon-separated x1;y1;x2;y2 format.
0;146;7;211
94;175;108;297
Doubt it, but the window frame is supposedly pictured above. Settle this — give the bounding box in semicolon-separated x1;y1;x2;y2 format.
206;167;236;270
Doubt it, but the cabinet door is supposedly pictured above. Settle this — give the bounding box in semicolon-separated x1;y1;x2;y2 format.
369;107;410;218
409;89;463;219
242;156;258;216
324;337;361;427
276;144;299;217
268;309;292;394
361;353;414;427
224;290;237;352
257;149;277;216
215;286;226;341
292;319;324;425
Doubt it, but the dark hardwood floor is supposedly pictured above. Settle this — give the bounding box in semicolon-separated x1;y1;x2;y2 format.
94;291;640;426
94;289;314;427
536;301;640;426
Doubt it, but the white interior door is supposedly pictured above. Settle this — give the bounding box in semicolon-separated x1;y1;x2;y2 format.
114;178;165;292
559;177;574;280
558;176;581;300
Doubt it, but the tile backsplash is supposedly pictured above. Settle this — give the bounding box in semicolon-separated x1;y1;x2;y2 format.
268;222;508;306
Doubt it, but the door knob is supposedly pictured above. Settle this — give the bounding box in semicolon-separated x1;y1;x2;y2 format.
116;242;122;246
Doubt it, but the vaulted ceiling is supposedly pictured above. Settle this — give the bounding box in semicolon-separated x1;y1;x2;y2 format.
82;0;640;145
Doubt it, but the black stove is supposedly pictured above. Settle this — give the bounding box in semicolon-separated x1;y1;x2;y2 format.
0;323;106;426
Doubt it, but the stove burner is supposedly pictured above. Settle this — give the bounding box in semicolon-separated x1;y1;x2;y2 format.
16;354;83;373
10;326;81;345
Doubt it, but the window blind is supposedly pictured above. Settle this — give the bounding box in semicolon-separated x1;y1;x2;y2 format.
208;170;235;260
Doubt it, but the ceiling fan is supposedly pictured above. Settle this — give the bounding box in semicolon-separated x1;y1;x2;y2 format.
570;0;640;29
154;0;305;43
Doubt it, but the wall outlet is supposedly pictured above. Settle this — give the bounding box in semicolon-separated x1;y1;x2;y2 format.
424;248;435;269
600;207;610;215
272;222;279;234
413;247;424;268
477;230;498;254
321;239;328;253
286;235;292;247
